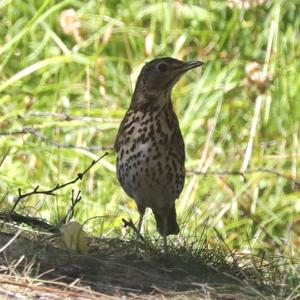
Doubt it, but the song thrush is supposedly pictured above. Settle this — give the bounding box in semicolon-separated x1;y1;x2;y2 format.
115;57;203;253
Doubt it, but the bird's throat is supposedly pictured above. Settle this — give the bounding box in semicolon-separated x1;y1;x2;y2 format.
130;87;171;111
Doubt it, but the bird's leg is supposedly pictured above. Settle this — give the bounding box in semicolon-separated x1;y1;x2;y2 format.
135;205;145;252
135;214;144;251
163;218;168;255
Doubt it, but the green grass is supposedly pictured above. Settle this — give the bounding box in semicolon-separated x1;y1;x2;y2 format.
0;0;299;297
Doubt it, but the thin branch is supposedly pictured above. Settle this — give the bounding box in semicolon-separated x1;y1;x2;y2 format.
0;127;37;136
32;129;113;151
0;127;113;151
61;190;82;224
122;218;145;242
27;111;119;123
187;168;300;186
11;152;109;212
0;211;55;232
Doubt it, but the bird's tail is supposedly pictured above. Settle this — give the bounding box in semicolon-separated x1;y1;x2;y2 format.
153;204;180;236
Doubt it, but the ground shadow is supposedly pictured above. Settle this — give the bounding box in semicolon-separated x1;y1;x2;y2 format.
0;231;282;299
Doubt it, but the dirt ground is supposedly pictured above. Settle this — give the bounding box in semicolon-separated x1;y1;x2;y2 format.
0;227;281;299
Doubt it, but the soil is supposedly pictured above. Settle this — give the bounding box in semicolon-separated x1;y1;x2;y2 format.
0;228;278;299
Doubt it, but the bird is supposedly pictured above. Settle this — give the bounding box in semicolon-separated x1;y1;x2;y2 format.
115;57;204;253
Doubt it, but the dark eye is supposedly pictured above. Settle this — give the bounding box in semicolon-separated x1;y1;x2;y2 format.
157;62;168;72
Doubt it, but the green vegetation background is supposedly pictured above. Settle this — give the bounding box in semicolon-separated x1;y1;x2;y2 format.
0;0;299;261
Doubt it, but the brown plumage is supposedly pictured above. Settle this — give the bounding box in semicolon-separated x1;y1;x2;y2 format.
115;57;203;253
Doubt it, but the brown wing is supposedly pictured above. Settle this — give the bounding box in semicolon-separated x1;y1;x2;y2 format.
170;110;185;165
114;111;130;152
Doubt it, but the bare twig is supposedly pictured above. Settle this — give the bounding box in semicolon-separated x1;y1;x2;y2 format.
0;127;113;151
27;111;119;123
11;152;109;212
0;127;37;136
0;211;55;232
122;218;145;242
34;130;113;151
187;167;300;186
62;190;82;224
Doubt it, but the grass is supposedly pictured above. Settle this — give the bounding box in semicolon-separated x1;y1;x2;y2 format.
0;0;299;298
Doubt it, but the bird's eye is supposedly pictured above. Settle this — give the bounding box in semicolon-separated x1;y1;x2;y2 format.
157;62;168;72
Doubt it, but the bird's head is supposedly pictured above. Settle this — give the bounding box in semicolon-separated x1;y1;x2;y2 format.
131;57;204;109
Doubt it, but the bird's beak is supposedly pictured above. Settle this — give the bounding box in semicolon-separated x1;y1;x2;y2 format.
167;60;204;88
182;60;204;71
172;61;204;77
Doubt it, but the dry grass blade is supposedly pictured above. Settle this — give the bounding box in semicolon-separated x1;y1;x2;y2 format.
0;274;117;299
0;57;71;92
0;230;22;253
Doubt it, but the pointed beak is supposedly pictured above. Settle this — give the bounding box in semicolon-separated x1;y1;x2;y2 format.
182;60;204;71
173;61;204;77
167;60;204;88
